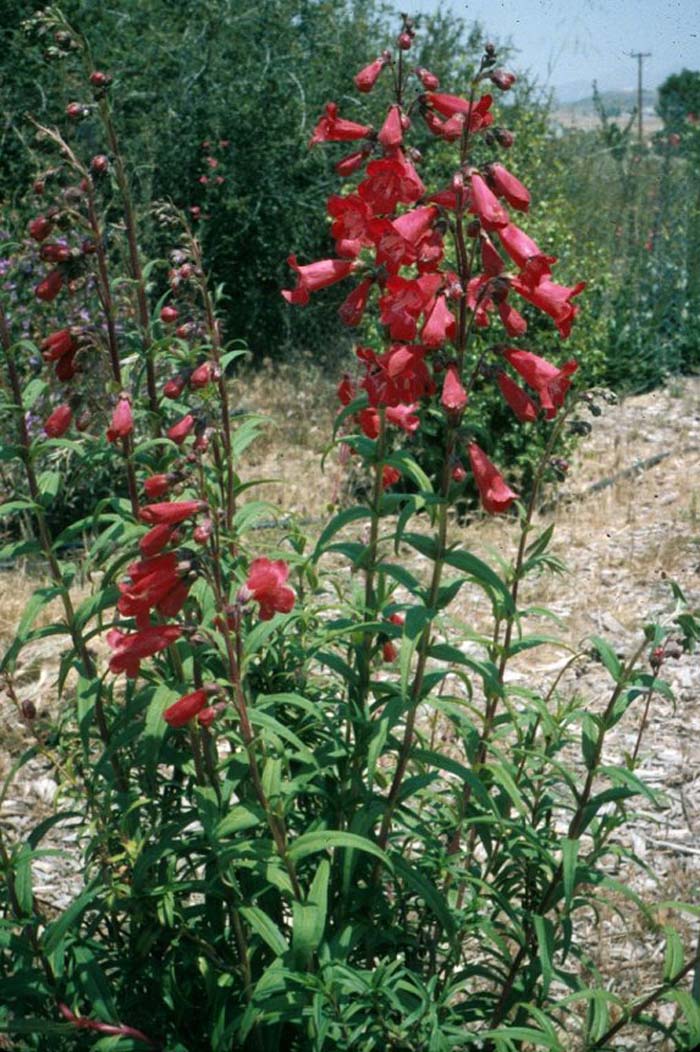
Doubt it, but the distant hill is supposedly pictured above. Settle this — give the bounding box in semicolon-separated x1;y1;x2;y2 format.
554;87;657;116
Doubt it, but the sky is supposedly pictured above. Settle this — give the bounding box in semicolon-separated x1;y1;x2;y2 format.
409;0;699;100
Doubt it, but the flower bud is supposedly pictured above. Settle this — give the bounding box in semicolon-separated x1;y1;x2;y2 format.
44;404;72;438
81;238;98;255
35;270;63;302
28;215;53;241
65;101;87;119
397;31;412;50
89;70;112;88
90;154;109;175
494;127;515;148
489;69;516;91
160;305;179;324
40;242;71;263
144;474;171;499
193;519;213;544
75;410;91;431
466;219;481;238
33;179;45;195
451;462;467;482
21;699;37;721
163;375;187;399
415;67;439;90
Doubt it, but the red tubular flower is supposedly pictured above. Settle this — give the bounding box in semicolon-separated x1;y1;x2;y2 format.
107;624;182;678
117;555;186;624
381;465;402;490
338;279;373;326
487;163;530;213
503;349;578;417
359;344;434;406
144;474;171;499
378;105;405;148
480;235;504;276
240;558;295;621
309;102;372;147
498;223;556;281
440;364;467;414
358;152;424;212
41;328;76;362
415;67;440;90
421;295;456;348
40;242;72;263
425;91;473;118
55;352;79;382
139;523;177;557
163;688;209;728
44;404;72;438
139;500;207;526
378;273;441;341
35;270;63;302
281;255;356;306
498;300;528;336
386;403;420;433
106;397;133;443
167;413;195;444
469;172;508;229
190;361;219;389
29;216;53;241
327;194;373;249
354;55;388;93
497;372;538;422
468;443;518;514
337;373;356;406
510;276;586;339
382;640;398;662
335;148;371;176
163;375;187;399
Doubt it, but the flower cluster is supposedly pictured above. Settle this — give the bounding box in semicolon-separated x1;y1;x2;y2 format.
283;28;584;510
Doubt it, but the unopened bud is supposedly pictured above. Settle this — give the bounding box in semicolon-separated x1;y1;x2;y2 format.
90;154;109;175
495;127;515;148
490;69;516;91
75;410;91;432
65;102;87;120
466;219;481;238
89;70;112;88
21;699;37;720
397;31;412;50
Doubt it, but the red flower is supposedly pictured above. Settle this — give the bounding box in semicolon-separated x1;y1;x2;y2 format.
44;404;72;438
487;163;530;213
107;625;182;678
55;352;79;382
35;270;63;302
139;500;207;526
281;255;356;306
337;373;355;406
497;300;528;337
415;67;439;90
167;413;195;444
327;194;373;252
309;102;372;147
490;69;516;91
468;443;518;514
28;216;53;241
117;553;190;625
382;640;398;662
354;55;388;93
359;344;434;406
358;152;424;213
498;223;556;282
41;329;77;362
469;172;508;229
338;279;373;326
40;242;72;263
163;688;209;728
510;276;585;339
497;372;538;422
190;361;219;389
378;273;441;341
144;474;171;499
480;235;504;276
421;294;456;348
335;148;371;176
378;105;406;149
163;375;187;399
381;465;402;490
240;558;295;621
139;523;177;557
440;365;467;414
106;397;133;443
503;349;578;417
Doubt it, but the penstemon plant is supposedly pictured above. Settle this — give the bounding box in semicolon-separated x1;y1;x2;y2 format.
0;9;698;1052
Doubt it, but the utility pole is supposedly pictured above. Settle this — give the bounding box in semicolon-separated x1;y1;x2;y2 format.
629;51;651;144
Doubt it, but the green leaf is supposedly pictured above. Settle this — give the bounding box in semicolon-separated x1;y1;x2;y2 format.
662;926;685;982
561;837;578;910
313;506;370;559
480;1026;562;1049
590;636;622;681
42;887;102;954
240;906;288;957
288;831;390;869
533;914;554;995
443;548;514;615
581;712;599;770
0;499;38;519
392;855;456;939
292;859;329;964
216;802;265;838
